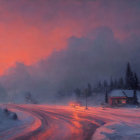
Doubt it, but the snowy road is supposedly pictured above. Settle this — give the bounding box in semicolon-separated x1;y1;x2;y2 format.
1;104;140;140
1;104;102;140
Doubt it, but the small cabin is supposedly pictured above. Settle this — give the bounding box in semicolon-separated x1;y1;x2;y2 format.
109;90;139;106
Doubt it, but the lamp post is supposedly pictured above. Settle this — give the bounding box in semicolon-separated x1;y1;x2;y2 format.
85;89;88;110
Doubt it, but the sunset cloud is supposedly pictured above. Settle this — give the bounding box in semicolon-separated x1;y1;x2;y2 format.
1;25;140;102
0;0;140;74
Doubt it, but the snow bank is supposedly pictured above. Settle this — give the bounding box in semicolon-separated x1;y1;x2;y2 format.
91;107;140;140
0;107;19;132
92;121;140;140
0;105;41;140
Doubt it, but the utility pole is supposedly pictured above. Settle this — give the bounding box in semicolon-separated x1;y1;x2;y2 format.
85;89;88;110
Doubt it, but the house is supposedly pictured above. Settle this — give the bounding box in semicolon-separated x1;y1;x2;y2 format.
109;90;140;106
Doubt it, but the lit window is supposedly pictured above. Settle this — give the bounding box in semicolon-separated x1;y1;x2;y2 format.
122;99;126;104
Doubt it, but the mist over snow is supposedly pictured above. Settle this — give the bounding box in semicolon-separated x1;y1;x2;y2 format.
0;27;140;103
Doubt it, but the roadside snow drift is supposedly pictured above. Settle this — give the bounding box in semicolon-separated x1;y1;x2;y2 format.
0;107;18;131
91;107;140;140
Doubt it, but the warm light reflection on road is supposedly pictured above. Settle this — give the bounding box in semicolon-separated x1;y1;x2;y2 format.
2;104;140;140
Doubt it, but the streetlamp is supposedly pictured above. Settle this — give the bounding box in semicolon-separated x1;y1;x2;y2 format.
85;88;88;110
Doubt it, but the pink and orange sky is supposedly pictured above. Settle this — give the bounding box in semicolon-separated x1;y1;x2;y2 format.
0;0;140;74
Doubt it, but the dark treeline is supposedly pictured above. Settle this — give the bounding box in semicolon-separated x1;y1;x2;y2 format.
74;83;92;99
74;62;140;99
94;63;139;92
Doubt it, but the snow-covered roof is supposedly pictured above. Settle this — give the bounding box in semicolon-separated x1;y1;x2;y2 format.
109;90;140;98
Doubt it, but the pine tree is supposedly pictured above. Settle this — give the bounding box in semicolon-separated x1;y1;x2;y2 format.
133;73;139;104
133;90;139;104
98;81;102;89
105;90;108;103
134;73;139;90
103;80;108;89
74;88;81;98
125;63;139;104
125;62;134;89
110;77;114;90
87;83;92;97
118;77;124;89
114;79;118;89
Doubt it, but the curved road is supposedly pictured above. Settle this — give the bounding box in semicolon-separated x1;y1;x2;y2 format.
0;104;103;140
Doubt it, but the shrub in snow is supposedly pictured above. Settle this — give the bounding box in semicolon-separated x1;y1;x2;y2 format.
9;113;18;120
3;108;10;115
2;108;18;120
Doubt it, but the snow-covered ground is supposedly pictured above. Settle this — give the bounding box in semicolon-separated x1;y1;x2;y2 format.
18;104;140;140
0;106;18;131
90;106;140;140
0;104;41;140
37;104;140;140
0;104;140;140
